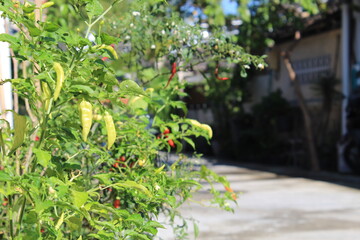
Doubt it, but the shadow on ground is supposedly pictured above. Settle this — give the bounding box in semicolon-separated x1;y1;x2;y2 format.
212;158;360;190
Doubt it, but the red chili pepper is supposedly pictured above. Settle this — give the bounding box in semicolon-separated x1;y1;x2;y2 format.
171;62;176;74
2;198;8;206
113;162;119;168
35;136;40;141
119;98;129;105
163;128;170;134
215;64;229;81
167;139;175;148
165;62;177;88
100;99;111;104
113;197;121;208
40;229;45;233
119;156;126;162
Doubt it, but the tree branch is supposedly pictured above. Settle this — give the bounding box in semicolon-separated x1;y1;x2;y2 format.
282;46;320;171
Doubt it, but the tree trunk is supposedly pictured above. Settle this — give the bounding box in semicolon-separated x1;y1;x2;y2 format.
283;51;320;171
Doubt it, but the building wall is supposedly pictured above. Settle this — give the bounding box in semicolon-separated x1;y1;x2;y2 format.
268;27;341;104
248;28;342;108
243;28;343;151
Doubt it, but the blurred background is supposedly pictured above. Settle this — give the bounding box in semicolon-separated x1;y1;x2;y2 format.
172;0;359;175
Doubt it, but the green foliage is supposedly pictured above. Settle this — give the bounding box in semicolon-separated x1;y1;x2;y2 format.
235;91;292;161
0;0;265;239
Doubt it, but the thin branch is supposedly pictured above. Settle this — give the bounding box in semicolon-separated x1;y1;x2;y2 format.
282;41;319;171
141;72;170;86
85;1;123;39
21;62;37;124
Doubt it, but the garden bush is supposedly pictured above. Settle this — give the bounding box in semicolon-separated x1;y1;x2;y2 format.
0;0;264;239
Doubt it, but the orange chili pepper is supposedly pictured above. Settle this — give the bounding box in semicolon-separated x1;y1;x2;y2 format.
215;64;229;81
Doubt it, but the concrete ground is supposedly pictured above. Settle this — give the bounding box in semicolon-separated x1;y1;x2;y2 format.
156;161;360;240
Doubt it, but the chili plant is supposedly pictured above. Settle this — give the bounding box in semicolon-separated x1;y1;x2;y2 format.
0;0;263;239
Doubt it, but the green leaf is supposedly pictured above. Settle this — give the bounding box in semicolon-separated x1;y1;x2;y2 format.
34;51;52;61
55;230;64;240
100;33;119;45
86;0;104;19
90;202;130;219
22;4;36;13
169;101;187;114
23;211;38;225
0;129;5;155
78;37;92;47
44;22;60;32
70;84;96;95
125;230;150;240
91;229;115;238
167;195;176;207
119;80;145;96
143;226;157;235
12;195;25;215
240;68;248;78
106;72;118;85
194;222;199;238
28;25;42;37
35;200;53;213
179;179;202;188
128;96;148;110
10;113;27;153
0;33;19;45
147;221;165;229
93;173;112;185
33;148;51;168
0;171;11;182
184;137;195;149
299;0;319;14
113;181;152;197
71;190;88;208
126;214;144;226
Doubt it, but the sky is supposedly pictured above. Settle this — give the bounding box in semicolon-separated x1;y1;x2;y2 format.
181;0;240;21
222;0;239;15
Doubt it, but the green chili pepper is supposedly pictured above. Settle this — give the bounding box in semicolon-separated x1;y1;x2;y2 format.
53;62;64;101
104;111;116;149
41;81;51;111
79;100;92;142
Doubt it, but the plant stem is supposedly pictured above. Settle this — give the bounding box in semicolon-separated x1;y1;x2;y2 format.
8;196;14;239
85;0;123;39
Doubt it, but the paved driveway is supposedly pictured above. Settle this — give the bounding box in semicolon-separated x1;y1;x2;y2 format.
157;163;360;240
